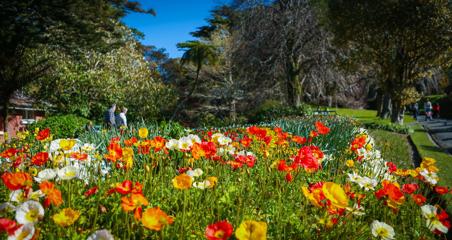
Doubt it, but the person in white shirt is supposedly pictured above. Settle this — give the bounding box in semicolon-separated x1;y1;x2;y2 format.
117;107;128;127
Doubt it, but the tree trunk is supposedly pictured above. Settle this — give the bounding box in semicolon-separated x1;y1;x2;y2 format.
287;71;302;107
230;99;237;122
379;93;392;119
375;90;383;117
390;100;404;124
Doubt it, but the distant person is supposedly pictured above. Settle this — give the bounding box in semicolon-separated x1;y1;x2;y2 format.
116;107;128;128
424;100;433;121
413;102;419;120
104;104;116;128
432;103;440;119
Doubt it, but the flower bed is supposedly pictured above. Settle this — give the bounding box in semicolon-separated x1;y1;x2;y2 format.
0;117;450;239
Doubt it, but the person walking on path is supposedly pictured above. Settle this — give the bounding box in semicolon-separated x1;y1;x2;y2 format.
424;100;433;121
432;103;440;119
413;102;419;120
116;107;128;128
104;104;116;128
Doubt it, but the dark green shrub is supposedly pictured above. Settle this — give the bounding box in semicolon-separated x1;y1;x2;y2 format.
30;114;90;138
363;121;411;134
197;113;247;128
248;100;310;123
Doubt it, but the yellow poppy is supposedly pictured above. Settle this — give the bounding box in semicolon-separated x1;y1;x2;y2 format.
235;220;267;240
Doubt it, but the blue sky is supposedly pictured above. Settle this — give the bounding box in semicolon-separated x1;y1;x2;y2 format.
123;0;220;58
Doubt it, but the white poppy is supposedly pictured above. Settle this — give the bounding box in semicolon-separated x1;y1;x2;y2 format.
356;177;378;191
57;166;79;180
34;169;57;183
370;220;395;240
87;229;115;240
15;201;44;224
177;137;193;151
165;139;179;150
0;202;16;212
186;168;203;178
81;143;97;152
217;136;232;146
10;190;27;203
419;169;439;185
8;224;35;240
193;180;211;189
187;134;201;144
421;205;448;233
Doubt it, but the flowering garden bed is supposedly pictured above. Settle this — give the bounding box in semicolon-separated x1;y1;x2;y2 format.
0;117;450;239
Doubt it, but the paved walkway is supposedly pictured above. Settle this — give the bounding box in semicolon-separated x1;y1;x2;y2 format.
418;117;452;154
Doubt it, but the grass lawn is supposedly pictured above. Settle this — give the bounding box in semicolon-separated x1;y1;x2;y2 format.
336;107;452;186
410;123;452;186
368;129;413;169
336;107;452;213
334;107;416;124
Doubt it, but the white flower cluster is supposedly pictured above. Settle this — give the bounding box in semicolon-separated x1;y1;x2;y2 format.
352;129;395;181
186;168;216;190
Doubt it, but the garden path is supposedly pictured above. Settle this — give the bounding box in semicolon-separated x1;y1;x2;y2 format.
418;118;452;155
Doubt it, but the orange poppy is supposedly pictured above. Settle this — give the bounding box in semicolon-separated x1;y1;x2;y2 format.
141;207;174;231
40;181;63;207
1;172;32;191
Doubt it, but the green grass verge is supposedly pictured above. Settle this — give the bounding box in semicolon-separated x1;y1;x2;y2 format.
369;129;412;169
334;108;415;124
410;123;452;186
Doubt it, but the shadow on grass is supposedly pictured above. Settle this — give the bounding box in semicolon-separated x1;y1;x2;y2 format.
419;145;447;154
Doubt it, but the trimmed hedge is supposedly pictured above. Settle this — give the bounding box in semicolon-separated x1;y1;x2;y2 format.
30;114;89;138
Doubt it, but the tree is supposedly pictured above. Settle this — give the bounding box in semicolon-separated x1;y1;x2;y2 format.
232;0;335;107
0;0;154;129
327;0;452;123
27;30;174;122
171;41;218;120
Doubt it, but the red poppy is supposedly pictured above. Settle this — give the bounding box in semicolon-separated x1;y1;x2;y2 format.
240;136;252;148
0;218;21;236
70;152;89;161
401;183;419;194
1;172;32;191
0;148;18;158
114;180;133;195
435;186;449;195
201;142;217;159
294;146;321;173
315;121;330;135
36;128;50;141
285;172;293;182
386;162;397;173
436;210;451;234
350;136;367;152
247;126;267;139
411;194;426;206
113;180;142;195
31;152;49;166
277;160;292;172
84;186;99;197
205;220;233;240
